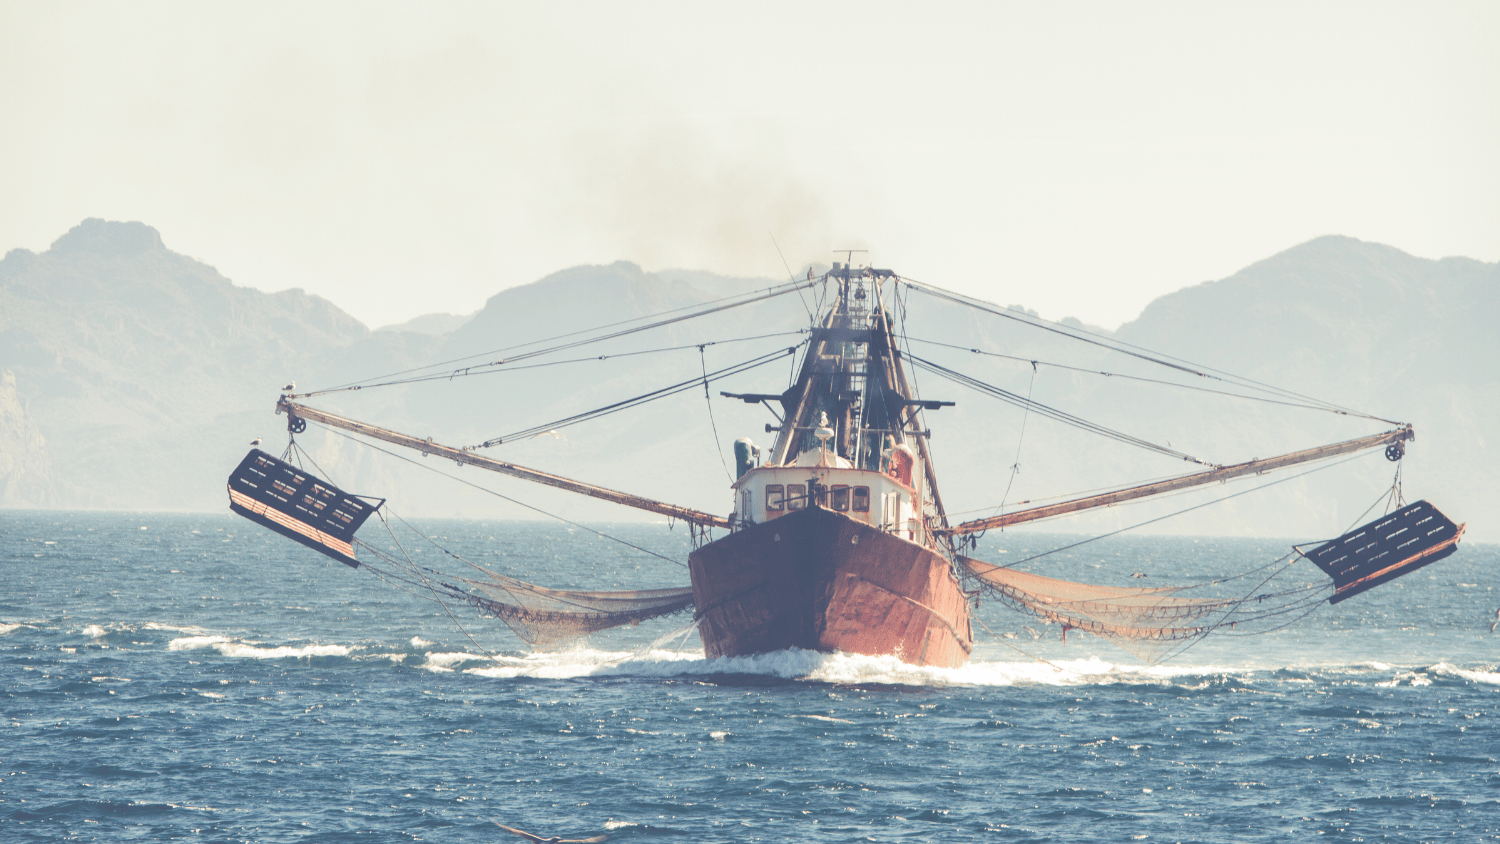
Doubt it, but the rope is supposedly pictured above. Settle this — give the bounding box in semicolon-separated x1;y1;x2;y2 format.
770;234;815;322
898;277;1402;424
996;360;1037;516
961;449;1376;582
301;279;816;397
904;335;1389;418
477;343;803;448
315;421;690;567
908;351;1210;464
701;344;734;484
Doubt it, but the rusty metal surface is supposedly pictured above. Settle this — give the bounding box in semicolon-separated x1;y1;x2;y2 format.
689;507;971;667
944;425;1416;536
278;398;730;528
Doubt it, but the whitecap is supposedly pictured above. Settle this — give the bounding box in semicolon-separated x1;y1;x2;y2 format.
1431;662;1500;685
213;642;351;659
168;636;233;651
461;646;632;679
454;645;1264;688
82;624;107;638
168;635;351;659
144;622;210;634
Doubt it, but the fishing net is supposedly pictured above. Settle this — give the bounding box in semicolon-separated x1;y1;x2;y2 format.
958;555;1286;662
457;568;695;645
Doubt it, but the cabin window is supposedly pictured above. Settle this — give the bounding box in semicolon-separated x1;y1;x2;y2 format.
831;484;850;512
740;489;751;523
852;486;870;512
765;484;784;512
787;483;806;510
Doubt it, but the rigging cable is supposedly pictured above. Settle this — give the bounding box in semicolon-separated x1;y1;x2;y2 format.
301;278;817;397
907;350;1210;465
903;335;1386;418
476;343;804;448
343;331;809;392
961;448;1377;579
898;277;1401;424
996;359;1038;517
770;233;815;322
700;344;735;484
314;421;690;568
371;510;504;662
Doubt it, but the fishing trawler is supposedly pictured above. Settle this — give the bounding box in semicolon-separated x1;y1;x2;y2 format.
227;260;1465;666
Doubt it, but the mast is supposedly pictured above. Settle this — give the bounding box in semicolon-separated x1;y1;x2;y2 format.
875;282;951;529
940;425;1414;535
278;397;731;528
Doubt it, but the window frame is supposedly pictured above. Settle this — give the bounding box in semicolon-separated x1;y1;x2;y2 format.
786;483;807;511
765;484;784;512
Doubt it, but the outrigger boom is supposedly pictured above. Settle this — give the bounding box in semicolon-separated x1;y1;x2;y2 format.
942;425;1416;535
227;259;1466;668
276;397;730;528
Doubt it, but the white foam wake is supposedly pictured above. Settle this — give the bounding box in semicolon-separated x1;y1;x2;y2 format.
443;646;1254;687
1430;662;1500;685
168;635;352;659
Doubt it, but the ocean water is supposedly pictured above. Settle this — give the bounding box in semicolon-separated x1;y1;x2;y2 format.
3;510;1497;843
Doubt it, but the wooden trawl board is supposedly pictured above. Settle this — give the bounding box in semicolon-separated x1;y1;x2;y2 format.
1301;500;1464;605
226;449;379;568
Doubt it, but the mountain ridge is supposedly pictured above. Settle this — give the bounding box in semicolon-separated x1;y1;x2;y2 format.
0;220;1491;541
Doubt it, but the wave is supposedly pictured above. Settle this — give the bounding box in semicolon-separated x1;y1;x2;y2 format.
1423;662;1500;686
148;631;1499;689
443;646;1251;687
143;622;213;634
167;635;352;659
438;647;1500;690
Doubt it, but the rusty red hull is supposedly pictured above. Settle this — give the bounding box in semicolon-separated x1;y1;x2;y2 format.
688;506;973;668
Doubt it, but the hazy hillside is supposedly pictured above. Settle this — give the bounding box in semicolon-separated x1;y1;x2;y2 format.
0;221;1492;542
0;219;442;509
897;236;1494;541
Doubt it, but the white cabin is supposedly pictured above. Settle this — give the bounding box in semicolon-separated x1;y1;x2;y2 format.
729;443;928;543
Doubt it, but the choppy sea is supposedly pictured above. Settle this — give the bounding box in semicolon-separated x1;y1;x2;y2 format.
3;510;1497;843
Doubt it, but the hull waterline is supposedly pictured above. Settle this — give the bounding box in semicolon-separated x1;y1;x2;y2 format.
689;506;973;668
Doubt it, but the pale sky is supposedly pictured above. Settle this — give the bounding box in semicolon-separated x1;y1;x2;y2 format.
2;1;1496;331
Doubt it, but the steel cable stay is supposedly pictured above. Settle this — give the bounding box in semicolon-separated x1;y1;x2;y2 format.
958;448;1377;582
955;448;1372;662
907;351;1210;464
313;328;810;398
476;342;805;448
897;276;1400;423
300;278;817;397
282;431;690;596
945;463;1261;521
311;329;810;396
903;335;1385;418
315;422;693;567
952;440;1395;536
